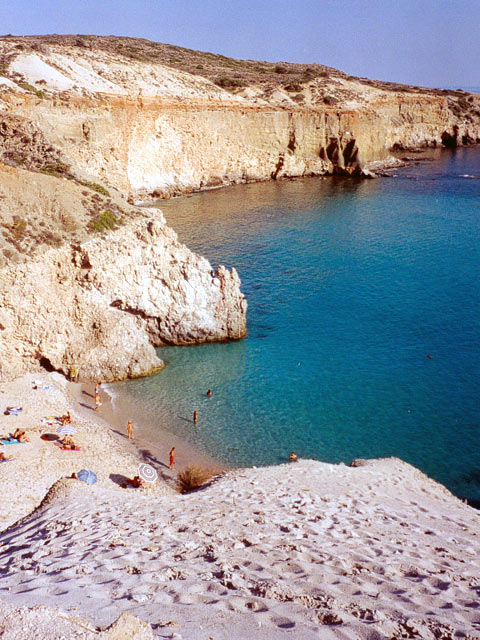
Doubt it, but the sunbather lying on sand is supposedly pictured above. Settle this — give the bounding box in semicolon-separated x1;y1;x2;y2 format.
0;452;12;462
12;429;29;442
123;475;145;489
58;436;79;450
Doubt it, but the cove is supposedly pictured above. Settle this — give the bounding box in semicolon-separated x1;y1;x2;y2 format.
112;148;480;505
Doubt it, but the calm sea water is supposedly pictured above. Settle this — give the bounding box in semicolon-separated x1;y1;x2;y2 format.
112;148;480;504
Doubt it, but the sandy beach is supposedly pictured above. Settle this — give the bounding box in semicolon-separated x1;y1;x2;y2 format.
0;372;479;639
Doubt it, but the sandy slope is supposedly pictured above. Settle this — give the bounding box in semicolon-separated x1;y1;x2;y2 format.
0;374;479;639
0;373;175;531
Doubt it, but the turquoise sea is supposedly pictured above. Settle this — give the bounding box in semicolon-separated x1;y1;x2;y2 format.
112;148;480;505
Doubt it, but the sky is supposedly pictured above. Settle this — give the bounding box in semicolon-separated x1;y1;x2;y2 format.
0;0;478;88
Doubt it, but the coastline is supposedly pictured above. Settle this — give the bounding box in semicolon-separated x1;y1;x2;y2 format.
0;369;222;531
1;372;480;639
94;379;226;473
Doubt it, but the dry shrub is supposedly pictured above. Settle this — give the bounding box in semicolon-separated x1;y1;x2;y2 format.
176;465;214;494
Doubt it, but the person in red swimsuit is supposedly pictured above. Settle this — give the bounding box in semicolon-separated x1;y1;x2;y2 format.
169;447;176;470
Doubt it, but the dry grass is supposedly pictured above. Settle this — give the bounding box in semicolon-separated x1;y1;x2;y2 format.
176;465;215;494
0;34;340;90
1;34;474;101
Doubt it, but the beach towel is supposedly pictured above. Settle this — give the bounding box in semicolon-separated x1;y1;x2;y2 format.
41;417;61;426
4;407;22;415
0;439;25;445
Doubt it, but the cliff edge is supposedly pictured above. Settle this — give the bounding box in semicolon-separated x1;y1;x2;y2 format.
0;35;479;380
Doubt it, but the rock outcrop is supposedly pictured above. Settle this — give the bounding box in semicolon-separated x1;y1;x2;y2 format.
0;213;246;381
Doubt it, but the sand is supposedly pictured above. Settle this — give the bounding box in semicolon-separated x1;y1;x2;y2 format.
0;373;479;639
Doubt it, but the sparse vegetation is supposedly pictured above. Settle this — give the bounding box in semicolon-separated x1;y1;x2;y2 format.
176;465;214;493
16;81;44;98
78;180;111;197
0;34;338;93
89;210;119;233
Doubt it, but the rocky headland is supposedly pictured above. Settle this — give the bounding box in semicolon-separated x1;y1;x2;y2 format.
0;34;479;380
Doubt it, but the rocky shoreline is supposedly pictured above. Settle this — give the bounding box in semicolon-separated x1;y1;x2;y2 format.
0;212;247;383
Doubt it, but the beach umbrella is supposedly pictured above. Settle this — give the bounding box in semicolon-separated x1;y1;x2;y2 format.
77;469;97;485
138;463;157;483
56;424;77;435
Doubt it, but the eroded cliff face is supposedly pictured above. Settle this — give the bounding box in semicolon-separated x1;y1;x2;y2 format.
1;39;480;201
4;90;480;201
0;35;479;380
0;212;247;381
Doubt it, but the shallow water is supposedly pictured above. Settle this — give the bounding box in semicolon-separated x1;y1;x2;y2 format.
112;148;480;503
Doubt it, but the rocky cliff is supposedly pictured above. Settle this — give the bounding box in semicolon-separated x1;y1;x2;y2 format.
1;36;479;200
0;202;246;381
0;35;479;380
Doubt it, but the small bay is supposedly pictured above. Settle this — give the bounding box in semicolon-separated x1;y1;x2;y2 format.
112;148;480;504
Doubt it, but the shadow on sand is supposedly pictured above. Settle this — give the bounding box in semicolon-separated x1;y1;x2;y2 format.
109;473;131;488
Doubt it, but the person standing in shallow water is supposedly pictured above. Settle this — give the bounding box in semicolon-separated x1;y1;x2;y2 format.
169;447;176;470
127;420;134;441
94;391;102;411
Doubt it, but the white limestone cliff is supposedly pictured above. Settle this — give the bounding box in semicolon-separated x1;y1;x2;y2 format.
0;214;246;381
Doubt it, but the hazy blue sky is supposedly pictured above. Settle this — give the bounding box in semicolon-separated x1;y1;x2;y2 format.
1;0;478;87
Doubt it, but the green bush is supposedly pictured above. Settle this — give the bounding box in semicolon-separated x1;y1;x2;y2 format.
16;81;44;98
323;95;338;106
12;218;27;238
284;82;302;92
78;180;110;197
89;210;119;233
215;76;245;89
40;161;70;177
